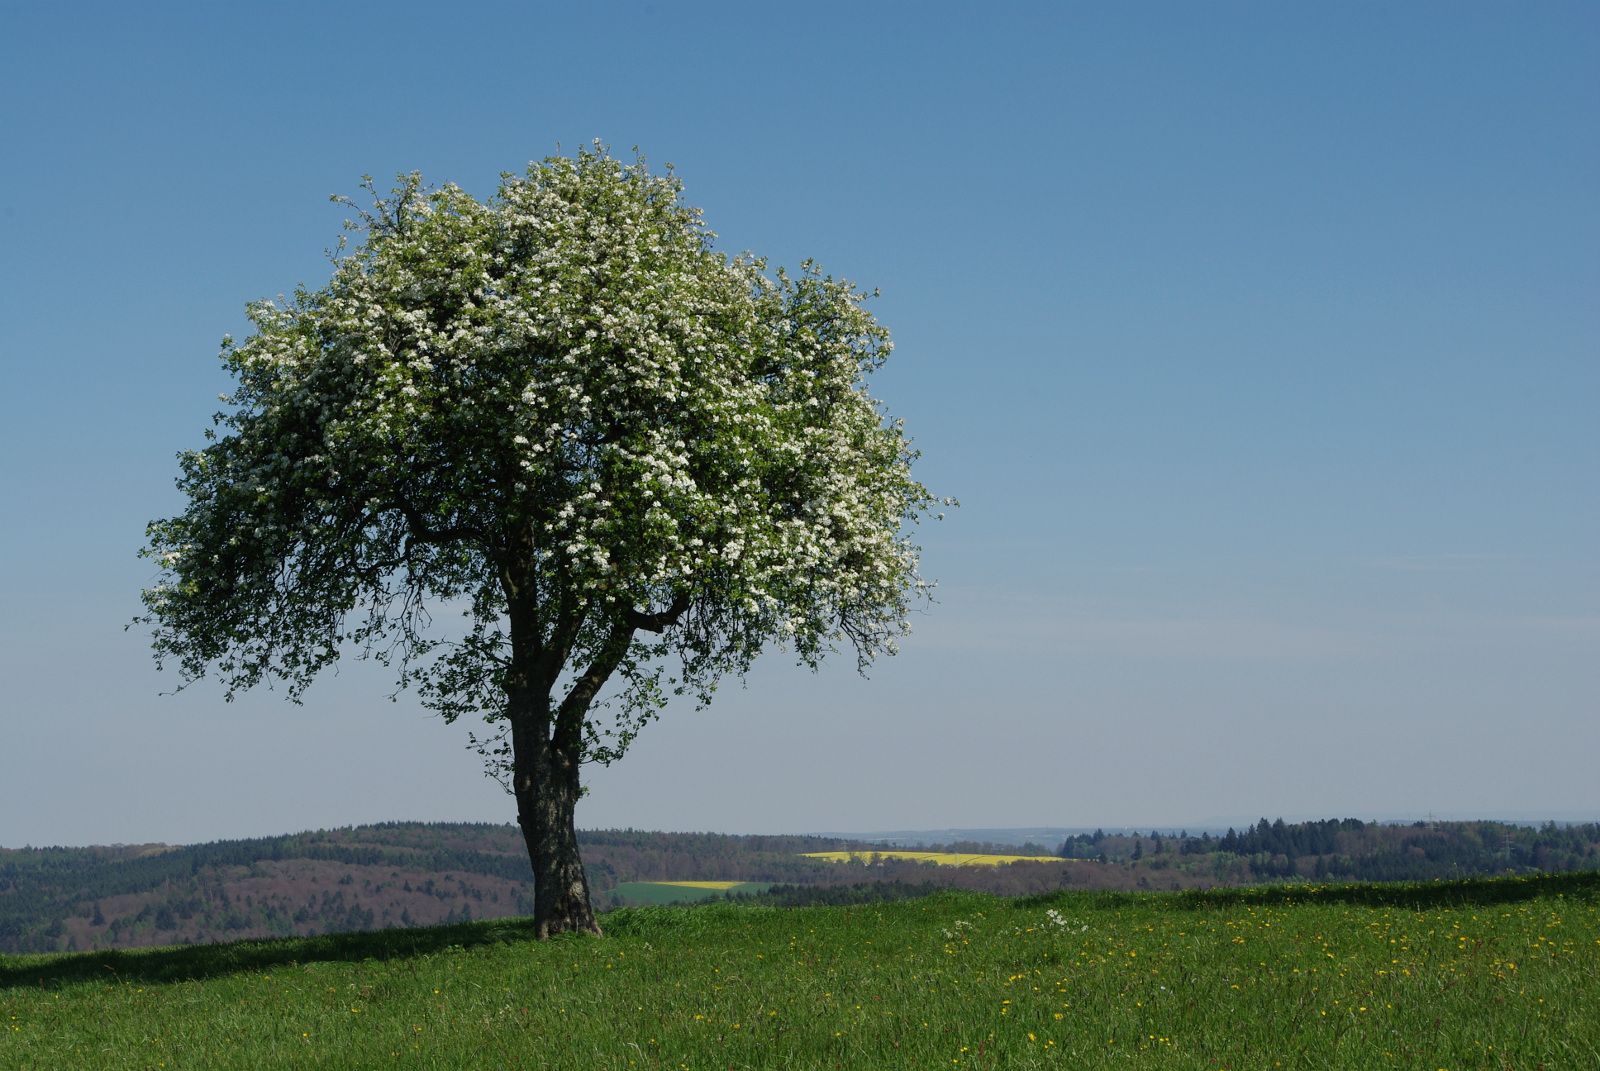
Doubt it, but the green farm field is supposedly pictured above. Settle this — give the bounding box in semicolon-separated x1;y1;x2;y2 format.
611;882;773;906
2;873;1594;1069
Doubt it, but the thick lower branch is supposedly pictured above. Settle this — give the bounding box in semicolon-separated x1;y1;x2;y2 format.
623;593;691;634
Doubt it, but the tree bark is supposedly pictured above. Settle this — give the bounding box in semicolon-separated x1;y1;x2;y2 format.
515;730;600;938
505;580;603;940
505;587;686;939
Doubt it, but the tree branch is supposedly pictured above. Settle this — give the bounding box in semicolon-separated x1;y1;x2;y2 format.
623;594;692;634
394;498;485;547
552;619;635;750
550;595;689;750
531;565;587;692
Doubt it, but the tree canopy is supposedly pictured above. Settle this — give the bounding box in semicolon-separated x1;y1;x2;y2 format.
139;145;943;935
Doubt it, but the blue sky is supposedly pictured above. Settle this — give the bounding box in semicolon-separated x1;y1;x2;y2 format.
1;3;1595;846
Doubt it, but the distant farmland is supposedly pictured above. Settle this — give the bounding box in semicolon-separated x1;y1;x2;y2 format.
3;818;1595;953
802;850;1059;867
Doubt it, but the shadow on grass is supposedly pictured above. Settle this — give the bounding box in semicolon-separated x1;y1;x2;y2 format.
1021;869;1600;912
8;871;1595;991
0;915;561;991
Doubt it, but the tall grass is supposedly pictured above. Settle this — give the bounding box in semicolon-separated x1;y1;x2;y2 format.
3;874;1594;1068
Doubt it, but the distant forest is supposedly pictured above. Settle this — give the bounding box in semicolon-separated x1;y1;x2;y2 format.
2;818;1594;955
1057;817;1600;884
0;825;877;955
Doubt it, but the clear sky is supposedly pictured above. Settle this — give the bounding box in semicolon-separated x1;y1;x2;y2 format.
1;3;1595;847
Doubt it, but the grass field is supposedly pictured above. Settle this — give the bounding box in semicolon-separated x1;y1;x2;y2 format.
611;882;773;906
2;873;1594;1069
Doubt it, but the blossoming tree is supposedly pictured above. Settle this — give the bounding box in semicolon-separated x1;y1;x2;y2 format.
139;146;943;937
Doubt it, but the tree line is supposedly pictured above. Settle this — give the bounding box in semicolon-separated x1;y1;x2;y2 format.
1060;818;1600;884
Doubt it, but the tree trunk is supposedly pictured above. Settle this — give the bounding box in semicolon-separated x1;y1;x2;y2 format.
515;732;600;938
504;587;663;940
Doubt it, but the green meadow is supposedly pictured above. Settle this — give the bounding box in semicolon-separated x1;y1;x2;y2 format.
611;882;773;906
2;874;1594;1069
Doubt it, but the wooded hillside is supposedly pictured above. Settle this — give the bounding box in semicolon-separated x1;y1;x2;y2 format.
1059;817;1599;884
4;818;1593;953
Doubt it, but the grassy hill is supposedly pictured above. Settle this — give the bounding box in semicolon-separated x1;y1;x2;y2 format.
2;872;1594;1068
4;819;1596;955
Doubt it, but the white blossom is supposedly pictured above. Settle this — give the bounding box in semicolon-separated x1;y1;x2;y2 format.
140;142;951;780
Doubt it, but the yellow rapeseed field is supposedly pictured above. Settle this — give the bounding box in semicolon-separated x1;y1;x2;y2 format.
651;881;748;890
802;850;1056;867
